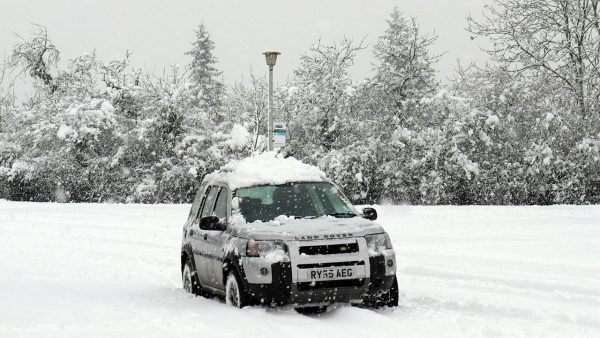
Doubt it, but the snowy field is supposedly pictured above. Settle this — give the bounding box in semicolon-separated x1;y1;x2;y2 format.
1;201;600;337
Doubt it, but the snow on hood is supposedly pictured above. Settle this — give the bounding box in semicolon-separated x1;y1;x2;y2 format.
230;216;384;241
204;152;327;189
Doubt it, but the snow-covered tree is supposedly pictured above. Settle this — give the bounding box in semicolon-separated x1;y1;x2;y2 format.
225;71;269;152
451;60;598;204
468;0;600;131
370;8;439;128
319;11;442;204
186;24;224;115
0;59;13;110
285;38;364;160
8;25;60;95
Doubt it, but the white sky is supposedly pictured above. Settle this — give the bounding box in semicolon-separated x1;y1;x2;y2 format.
0;0;489;89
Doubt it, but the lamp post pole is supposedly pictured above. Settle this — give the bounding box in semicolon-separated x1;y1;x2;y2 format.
268;64;274;151
263;51;280;152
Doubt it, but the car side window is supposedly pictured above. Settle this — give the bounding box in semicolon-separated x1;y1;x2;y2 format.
187;187;206;222
200;186;219;219
213;187;228;221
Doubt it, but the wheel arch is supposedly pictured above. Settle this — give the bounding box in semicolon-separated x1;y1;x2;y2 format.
181;244;195;272
222;253;245;288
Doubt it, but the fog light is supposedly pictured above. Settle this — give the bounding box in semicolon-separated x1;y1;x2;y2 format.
386;260;394;267
259;267;269;275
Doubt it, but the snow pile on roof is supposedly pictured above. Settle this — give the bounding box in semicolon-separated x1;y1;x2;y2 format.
205;152;327;189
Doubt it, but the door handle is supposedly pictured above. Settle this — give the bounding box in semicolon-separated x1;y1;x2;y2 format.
203;234;208;240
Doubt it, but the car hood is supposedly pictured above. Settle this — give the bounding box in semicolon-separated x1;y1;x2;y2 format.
230;216;385;241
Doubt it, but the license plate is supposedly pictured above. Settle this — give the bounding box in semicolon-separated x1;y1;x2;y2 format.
307;267;357;281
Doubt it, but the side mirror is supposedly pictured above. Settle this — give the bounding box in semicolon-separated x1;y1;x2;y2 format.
362;207;377;221
199;216;226;231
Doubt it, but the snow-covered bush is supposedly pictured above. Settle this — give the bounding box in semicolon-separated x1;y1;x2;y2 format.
319;138;386;204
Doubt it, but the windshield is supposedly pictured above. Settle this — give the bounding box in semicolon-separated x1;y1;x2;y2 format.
234;182;356;223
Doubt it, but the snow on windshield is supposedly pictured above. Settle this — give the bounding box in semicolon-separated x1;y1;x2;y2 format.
204;152;327;190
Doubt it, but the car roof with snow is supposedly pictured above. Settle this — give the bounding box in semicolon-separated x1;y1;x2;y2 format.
202;152;328;190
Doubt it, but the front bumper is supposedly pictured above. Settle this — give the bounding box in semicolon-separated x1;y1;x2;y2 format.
241;239;396;307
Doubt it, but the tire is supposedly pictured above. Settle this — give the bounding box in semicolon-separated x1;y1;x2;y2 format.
182;258;202;296
363;275;399;308
295;306;327;315
225;271;250;308
385;275;399;307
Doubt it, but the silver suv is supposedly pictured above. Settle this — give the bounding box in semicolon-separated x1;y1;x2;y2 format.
180;156;398;312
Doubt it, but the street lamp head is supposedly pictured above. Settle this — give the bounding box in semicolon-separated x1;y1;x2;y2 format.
263;51;281;67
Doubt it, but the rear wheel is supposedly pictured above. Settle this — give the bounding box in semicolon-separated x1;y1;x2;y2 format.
182;258;202;296
225;271;250;308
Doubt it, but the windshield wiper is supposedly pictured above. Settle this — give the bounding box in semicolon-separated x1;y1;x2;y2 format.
326;212;357;218
301;212;357;219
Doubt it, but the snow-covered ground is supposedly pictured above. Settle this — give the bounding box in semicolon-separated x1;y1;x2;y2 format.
1;201;599;337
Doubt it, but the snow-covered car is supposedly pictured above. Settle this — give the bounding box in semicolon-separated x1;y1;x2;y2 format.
180;153;398;312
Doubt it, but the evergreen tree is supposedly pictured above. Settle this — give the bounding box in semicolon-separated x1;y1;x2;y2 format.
370;8;439;127
185;24;224;115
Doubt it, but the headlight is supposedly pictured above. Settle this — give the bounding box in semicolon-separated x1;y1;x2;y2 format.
365;233;393;254
246;240;289;258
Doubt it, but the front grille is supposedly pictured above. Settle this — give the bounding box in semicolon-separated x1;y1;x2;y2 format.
297;279;364;291
298;242;359;255
297;261;365;269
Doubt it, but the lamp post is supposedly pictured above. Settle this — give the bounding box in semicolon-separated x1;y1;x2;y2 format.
263;51;280;151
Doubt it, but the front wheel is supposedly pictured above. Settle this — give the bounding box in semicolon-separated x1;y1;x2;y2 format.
385;275;399;307
363;275;399;308
225;271;250;308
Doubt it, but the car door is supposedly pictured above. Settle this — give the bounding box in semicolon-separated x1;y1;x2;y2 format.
193;185;219;287
201;185;230;290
